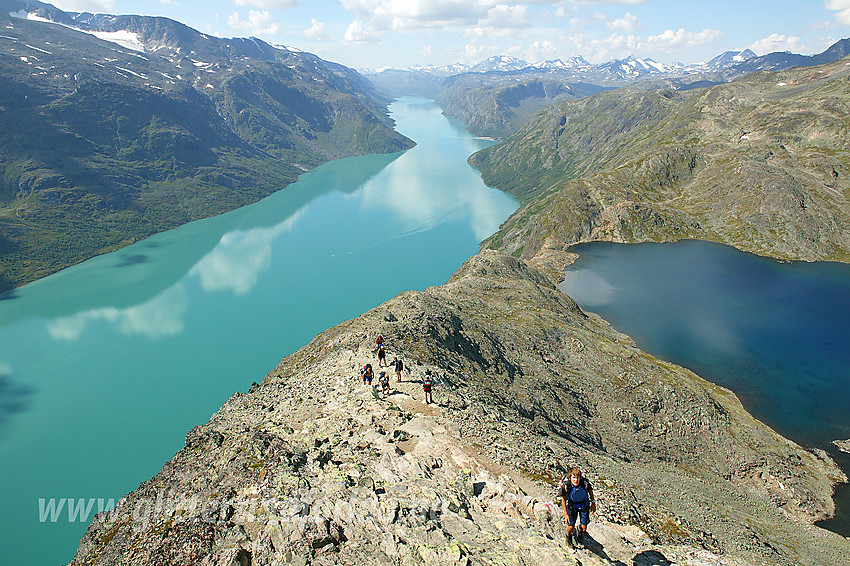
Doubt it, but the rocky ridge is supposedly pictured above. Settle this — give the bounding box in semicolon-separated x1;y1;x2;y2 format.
71;251;850;566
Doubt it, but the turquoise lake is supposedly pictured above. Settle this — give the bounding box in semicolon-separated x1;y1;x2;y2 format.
559;240;850;535
0;98;518;565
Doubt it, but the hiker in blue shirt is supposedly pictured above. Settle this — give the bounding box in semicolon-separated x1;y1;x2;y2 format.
558;467;596;548
360;363;374;385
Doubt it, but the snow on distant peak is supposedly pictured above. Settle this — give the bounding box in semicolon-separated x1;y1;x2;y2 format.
10;9;145;52
86;29;145;52
9;10;52;23
272;43;301;52
471;55;529;72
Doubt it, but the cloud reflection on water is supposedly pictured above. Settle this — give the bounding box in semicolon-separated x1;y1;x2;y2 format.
44;208;307;341
559;270;615;306
46;284;187;341
361;153;513;242
189;207;306;296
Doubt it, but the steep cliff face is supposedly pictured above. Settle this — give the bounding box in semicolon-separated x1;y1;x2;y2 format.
71;252;849;566
472;58;850;263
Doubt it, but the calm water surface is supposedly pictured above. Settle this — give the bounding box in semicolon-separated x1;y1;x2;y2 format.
560;240;850;535
0;98;517;565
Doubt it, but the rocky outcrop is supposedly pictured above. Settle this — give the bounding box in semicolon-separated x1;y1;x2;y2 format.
71;251;850;566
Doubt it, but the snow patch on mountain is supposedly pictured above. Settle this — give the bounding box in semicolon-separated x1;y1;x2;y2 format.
10;9;145;52
86;29;145;52
9;10;51;23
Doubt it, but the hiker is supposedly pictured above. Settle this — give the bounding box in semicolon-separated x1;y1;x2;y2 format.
559;466;595;548
422;374;433;404
375;334;384;350
379;371;390;395
360;363;374;386
391;356;406;382
377;343;387;367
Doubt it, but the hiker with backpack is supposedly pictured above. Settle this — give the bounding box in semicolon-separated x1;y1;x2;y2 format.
360;363;374;386
379;371;390;396
377;343;387;367
391;356;406;382
558;466;595;548
422;374;433;404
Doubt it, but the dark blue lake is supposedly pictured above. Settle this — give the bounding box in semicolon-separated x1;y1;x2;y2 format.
559;240;850;535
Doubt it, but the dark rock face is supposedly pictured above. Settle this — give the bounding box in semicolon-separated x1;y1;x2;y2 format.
71;251;850;566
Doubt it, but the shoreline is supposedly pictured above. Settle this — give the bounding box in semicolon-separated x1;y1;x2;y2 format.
541;239;850;536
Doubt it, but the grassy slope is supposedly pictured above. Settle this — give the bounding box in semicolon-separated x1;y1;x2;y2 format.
471;59;850;263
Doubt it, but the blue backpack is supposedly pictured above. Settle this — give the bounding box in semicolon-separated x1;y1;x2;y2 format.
565;479;590;510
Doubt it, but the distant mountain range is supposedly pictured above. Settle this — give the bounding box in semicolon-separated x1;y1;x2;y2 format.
368;39;850;89
365;49;754;93
0;0;413;290
365;39;850;139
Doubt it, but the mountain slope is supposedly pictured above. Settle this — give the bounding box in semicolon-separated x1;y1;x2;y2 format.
730;39;850;74
470;57;850;263
436;76;608;139
0;3;413;290
69;251;850;566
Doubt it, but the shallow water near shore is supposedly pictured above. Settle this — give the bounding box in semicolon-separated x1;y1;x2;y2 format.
559;239;850;535
0;98;517;565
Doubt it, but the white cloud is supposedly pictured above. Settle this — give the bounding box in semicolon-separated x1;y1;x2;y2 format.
227;9;281;35
235;0;300;8
576;32;640;61
463;42;488;62
304;18;329;40
47;0;115;12
606;12;641;32
340;0;531;44
524;39;560;62
645;27;723;52
340;0;487;30
480;4;531;28
343;19;377;44
810;19;838;30
825;0;850;25
747;33;806;55
463;4;535;40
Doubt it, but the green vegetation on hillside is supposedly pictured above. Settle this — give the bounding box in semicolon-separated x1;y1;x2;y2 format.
471;59;850;263
0;12;413;290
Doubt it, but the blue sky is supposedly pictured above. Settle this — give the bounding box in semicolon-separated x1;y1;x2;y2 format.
45;0;850;69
